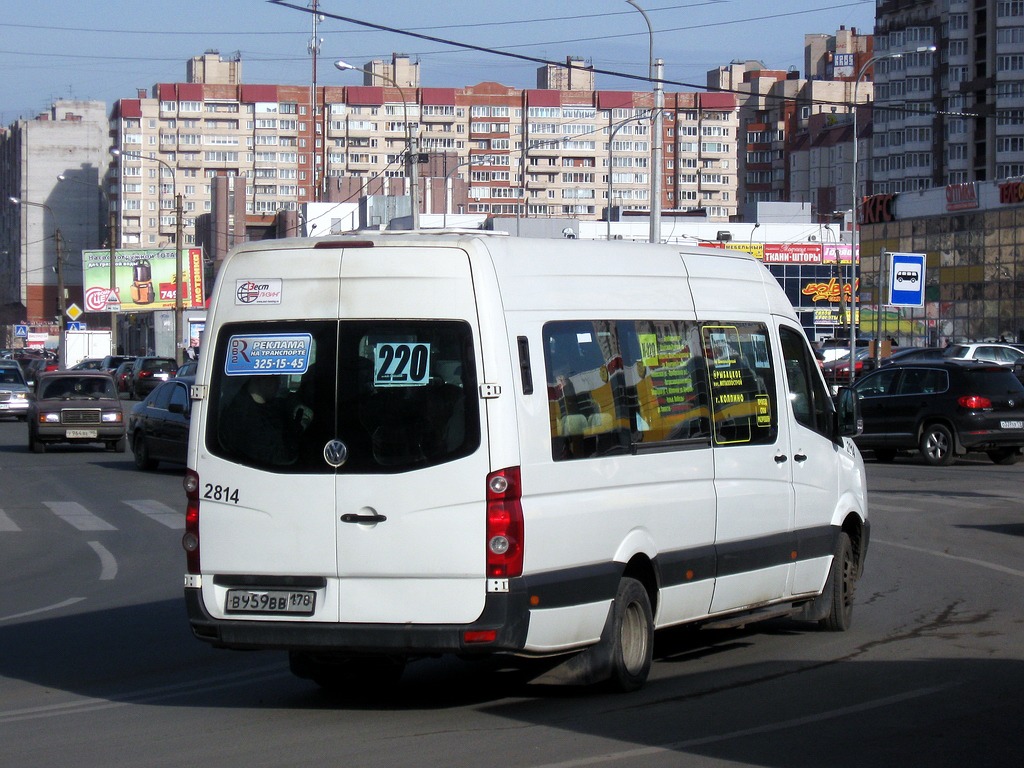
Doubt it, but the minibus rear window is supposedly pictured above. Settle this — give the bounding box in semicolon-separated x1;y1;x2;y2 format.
206;320;480;473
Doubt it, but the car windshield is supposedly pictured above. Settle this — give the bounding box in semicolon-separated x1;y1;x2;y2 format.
39;377;116;400
0;367;26;386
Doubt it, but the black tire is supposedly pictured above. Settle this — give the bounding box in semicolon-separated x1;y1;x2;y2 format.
919;423;955;466
872;449;896;463
819;532;855;631
29;431;44;454
604;577;654;692
112;435;127;454
987;448;1021;465
133;433;157;470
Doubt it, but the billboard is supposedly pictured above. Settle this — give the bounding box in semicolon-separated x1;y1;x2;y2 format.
81;248;205;313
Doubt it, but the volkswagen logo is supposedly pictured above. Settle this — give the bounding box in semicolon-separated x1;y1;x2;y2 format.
323;439;349;467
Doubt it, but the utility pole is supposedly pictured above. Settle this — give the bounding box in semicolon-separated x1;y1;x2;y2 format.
175;193;184;366
109;210;118;353
55;228;66;368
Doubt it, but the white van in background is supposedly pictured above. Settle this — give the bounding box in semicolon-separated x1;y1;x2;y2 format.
182;232;868;692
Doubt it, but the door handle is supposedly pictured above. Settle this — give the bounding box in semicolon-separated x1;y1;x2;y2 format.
774;454;788;463
794;453;808;463
341;513;387;524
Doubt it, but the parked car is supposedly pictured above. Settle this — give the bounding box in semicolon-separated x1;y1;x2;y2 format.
943;342;1024;366
69;358;106;370
819;337;869;364
822;346;877;390
879;346;945;366
175;359;198;378
0;360;31;420
26;370;126;453
128;377;193;470
852;361;1024;466
126;356;177;399
112;360;135;396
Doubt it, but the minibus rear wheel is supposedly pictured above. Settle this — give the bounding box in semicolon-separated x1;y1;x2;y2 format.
605;577;654;692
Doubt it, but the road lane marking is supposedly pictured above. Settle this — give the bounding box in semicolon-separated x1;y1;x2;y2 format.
528;683;955;768
0;508;21;531
0;664;289;723
875;538;1024;578
87;541;117;580
42;501;116;531
0;597;86;624
124;499;184;529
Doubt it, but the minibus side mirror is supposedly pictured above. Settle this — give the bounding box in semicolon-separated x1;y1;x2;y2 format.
833;386;862;440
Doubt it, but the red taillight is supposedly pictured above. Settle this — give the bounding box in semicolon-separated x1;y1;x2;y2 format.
139;370;152;378
182;469;200;574
486;467;524;579
958;394;992;409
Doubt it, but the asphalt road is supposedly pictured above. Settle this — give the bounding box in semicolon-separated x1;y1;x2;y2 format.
0;418;1021;768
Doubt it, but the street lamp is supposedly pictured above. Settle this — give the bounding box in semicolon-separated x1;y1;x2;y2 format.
442;157;486;229
606;111;651;240
627;0;663;244
110;148;185;364
9;196;66;365
335;59;420;230
849;45;935;381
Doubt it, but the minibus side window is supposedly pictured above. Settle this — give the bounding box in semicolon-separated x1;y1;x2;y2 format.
779;326;833;437
701;322;778;446
543;319;712;460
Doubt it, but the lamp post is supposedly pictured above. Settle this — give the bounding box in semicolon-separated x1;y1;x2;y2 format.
110;148;185;364
627;0;662;244
442;157;485;229
9;197;66;365
606;112;651;240
335;60;420;230
849;45;935;382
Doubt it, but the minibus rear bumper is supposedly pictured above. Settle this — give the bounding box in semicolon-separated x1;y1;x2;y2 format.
185;584;531;655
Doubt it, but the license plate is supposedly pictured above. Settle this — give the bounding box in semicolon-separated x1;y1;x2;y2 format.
225;589;316;615
1000;420;1024;429
66;429;98;438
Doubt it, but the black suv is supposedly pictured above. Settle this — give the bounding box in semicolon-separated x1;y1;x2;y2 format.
852;361;1024;465
126;356;177;399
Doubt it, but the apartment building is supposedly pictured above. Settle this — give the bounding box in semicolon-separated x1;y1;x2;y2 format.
106;52;743;259
873;0;1024;188
0;100;108;334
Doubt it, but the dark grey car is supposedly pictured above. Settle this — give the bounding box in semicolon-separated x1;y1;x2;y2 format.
852;361;1024;465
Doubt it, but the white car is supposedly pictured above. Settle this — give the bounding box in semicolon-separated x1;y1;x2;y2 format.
0;360;30;420
943;343;1024;366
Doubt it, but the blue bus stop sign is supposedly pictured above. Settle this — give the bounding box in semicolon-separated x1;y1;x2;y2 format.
889;252;926;308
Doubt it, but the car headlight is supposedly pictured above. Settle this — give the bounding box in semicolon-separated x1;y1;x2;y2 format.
101;411;123;423
14;393;27;401
41;412;61;423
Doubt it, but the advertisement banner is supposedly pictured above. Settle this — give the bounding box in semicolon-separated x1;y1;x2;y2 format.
82;248;205;313
763;243;822;264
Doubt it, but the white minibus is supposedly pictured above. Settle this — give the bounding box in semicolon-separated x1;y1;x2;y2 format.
183;232;868;692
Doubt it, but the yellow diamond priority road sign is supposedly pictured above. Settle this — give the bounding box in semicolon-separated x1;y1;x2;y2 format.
65;303;83;321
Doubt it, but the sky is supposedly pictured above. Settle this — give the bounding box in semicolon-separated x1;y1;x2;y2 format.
0;0;875;124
